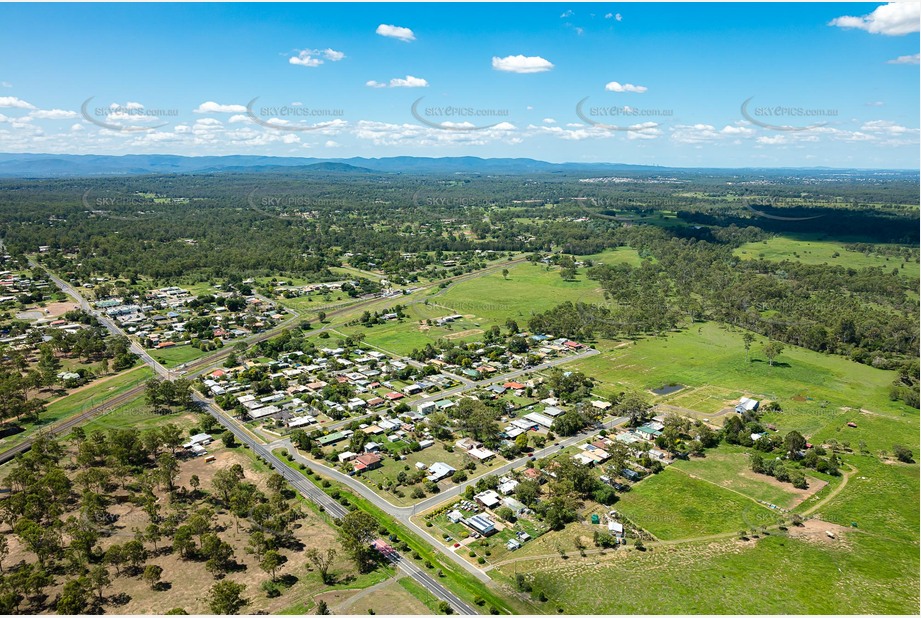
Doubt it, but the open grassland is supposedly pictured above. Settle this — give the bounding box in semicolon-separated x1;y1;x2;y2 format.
817;455;919;544
735;236;919;279
498;453;918;614
615;467;777;540
510;529;918;614
333;303;487;356
435;261;606;324
571;323;916;450
315;576;429;615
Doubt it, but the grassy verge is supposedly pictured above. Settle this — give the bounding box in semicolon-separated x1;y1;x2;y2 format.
399;576;445;613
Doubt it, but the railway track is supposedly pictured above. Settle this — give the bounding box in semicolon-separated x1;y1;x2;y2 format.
0;256;527;466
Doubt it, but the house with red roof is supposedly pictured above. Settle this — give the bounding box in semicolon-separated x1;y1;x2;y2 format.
353;453;382;473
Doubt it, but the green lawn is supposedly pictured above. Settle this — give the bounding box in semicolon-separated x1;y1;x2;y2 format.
818;455;919;544
149;344;208;367
616;467;777;540
735;236;919;280
0;366;154;451
398;576;444;613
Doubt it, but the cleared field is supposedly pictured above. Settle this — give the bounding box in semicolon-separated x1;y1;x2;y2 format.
670;445;832;510
435;261;606;324
149;344;208;367
334;304;487;356
582;246;646;267
570;323;916;451
616;467;777;540
326;577;431;614
817;456;919;543
735;236;919;279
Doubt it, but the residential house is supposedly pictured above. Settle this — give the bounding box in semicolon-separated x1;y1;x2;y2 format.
353;453;383;473
474;490;502;509
426;462;456;482
464;514;496;536
736;397;760;414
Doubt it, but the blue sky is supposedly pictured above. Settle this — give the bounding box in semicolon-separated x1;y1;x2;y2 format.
0;2;918;168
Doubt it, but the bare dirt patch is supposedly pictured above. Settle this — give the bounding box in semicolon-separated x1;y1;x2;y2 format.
17;300;80;320
736;469;828;508
443;328;484;340
787;519;852;546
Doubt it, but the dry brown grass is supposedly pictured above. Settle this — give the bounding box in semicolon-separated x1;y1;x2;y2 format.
3;445;378;614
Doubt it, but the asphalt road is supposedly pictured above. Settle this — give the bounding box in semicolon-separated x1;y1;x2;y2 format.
197;393;478;615
270;410;629;585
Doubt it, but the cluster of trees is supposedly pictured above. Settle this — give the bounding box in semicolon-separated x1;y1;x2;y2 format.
145;378;196;413
527;457;619;530
0;422;317;614
528;222;918;380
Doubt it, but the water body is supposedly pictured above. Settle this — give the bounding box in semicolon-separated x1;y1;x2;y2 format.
651;384;684;396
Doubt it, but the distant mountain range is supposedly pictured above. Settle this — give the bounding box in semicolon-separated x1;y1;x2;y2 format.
0;154;667;177
0;153;913;178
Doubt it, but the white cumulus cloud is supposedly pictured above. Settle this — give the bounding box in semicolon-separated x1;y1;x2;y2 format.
367;75;428;88
605;81;647;93
289;48;346;67
0;96;35;109
376;24;415;42
829;2;920;35
195;101;246;114
492;55;554;73
30;109;78;120
888;53;920;64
